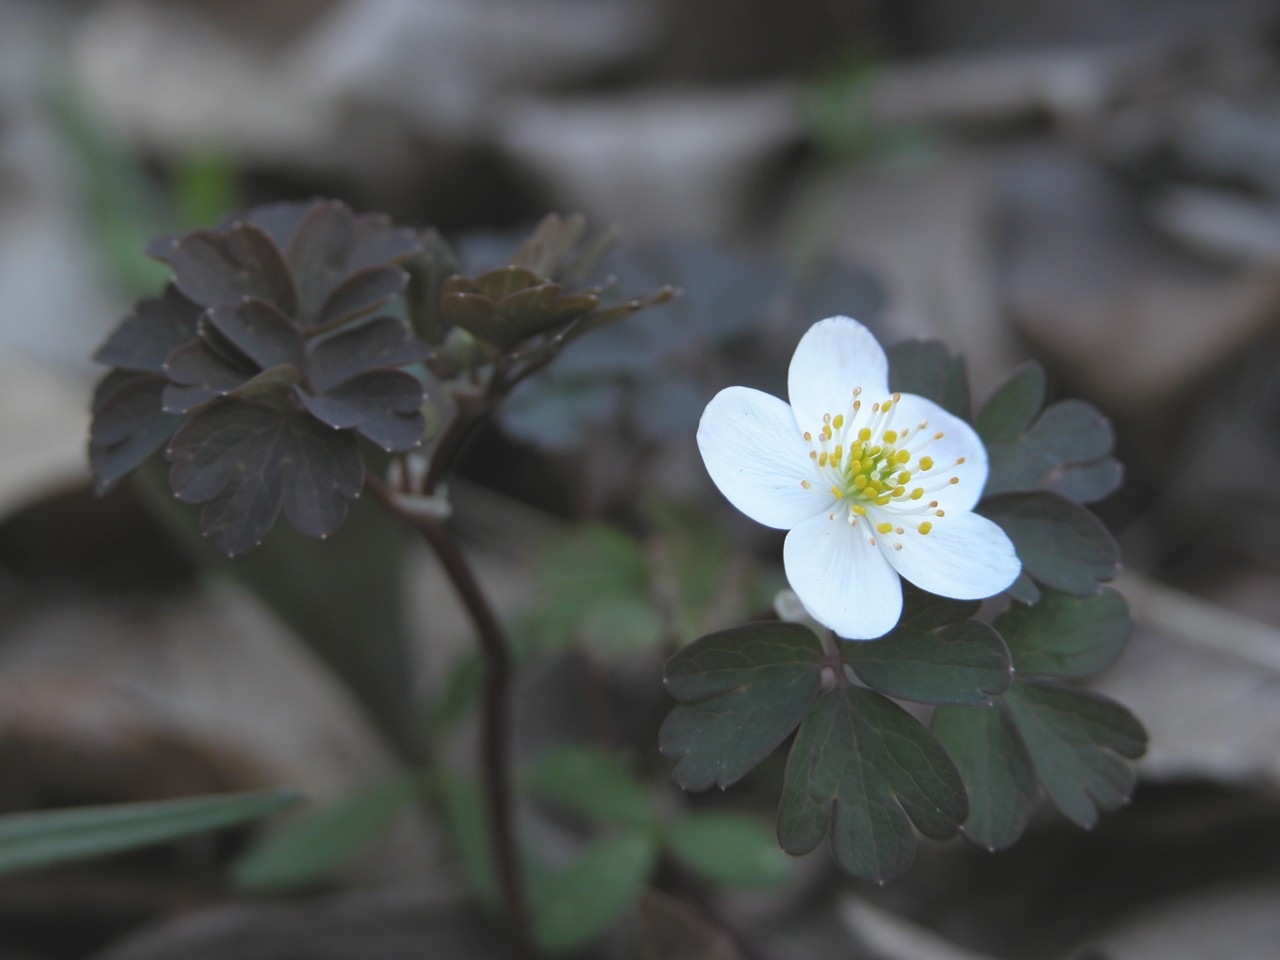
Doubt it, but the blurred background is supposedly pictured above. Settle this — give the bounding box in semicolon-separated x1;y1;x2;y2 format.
2;0;1280;958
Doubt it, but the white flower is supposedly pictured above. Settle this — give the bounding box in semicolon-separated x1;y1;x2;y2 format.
697;316;1021;640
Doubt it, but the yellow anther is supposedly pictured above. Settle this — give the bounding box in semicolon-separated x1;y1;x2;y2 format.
858;427;871;442
803;431;812;441
934;432;944;440
876;522;893;535
935;509;945;517
875;495;891;506
800;480;812;489
892;486;905;497
854;474;869;489
869;445;882;456
894;449;910;463
918;521;933;535
892;393;901;402
919;456;934;471
818;452;828;466
872;402;880;413
853;386;862;396
832;445;843;463
809;451;817;460
929;500;939;508
881;400;893;412
910;488;924;500
833;414;844;429
883;430;898;444
956;456;966;465
949;476;959;485
861;457;875;472
853;400;861;411
897;471;911;484
831;486;843;499
851;504;867;515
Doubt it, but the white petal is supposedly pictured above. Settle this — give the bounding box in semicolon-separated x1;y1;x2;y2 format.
884;509;1021;600
784;510;903;640
697;386;830;530
889;393;989;511
787;316;890;436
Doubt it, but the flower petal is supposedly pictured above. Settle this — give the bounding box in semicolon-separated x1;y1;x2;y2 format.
698;386;830;530
884;509;1021;600
888;393;989;511
784;510;903;640
787;316;889;435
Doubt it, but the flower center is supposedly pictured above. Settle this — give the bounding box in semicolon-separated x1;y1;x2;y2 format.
799;389;964;549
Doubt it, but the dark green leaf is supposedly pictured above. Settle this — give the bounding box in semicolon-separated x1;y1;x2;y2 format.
0;789;300;877
306;318;431;392
205;300;304;371
995;587;1131;678
975;362;1045;445
1007;573;1042;604
232;777;425;892
150;222;297;315
660;623;824;791
985;400;1122;503
525;745;654;827
777;685;967;883
979;492;1119;595
297;370;425;452
532;829;658;954
665;811;790;888
1002;680;1146;828
443;291;500;345
931;703;1038;850
89;373;182;493
844;618;1011;704
887;338;971;421
167;400;363;556
93;285;201;374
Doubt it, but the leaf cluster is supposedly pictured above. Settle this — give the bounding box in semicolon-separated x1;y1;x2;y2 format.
90;200;431;555
660;344;1146;882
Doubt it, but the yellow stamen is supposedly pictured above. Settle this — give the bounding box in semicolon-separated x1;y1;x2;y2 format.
892;486;905;497
831;445;843;463
919;456;934;471
883;429;898;444
831;486;843;499
949;477;959;485
897;471;911;484
801;480;811;489
833;414;844;429
818;452;828;466
910;488;924;500
875;495;891;506
857;427;871;442
956;456;966;465
918;521;933;535
935;509;945;516
850;504;867;515
876;522;893;535
803;431;812;441
894;449;910;463
854;474;869;489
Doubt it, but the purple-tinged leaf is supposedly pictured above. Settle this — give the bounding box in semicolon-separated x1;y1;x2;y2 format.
168;401;363;556
443;292;500;344
152;223;297;315
229;364;304;402
932;702;1039;851
298;370;425;452
88;374;183;493
315;265;409;331
244;201;315;250
660;623;824;792
777;685;967;883
1001;680;1146;829
161;340;252;414
473;266;541;301
405;228;459;344
93;285;201;374
306;319;431;393
205;300;305;372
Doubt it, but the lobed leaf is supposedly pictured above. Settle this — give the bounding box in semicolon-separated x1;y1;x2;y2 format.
975;362;1046;445
777;685;968;883
161;338;255;414
994;587;1131;678
1001;680;1146;829
887;338;971;421
931;703;1039;850
306;318;431;393
844;618;1011;705
660;623;825;791
0;789;300;877
150;222;297;314
314;265;408;332
93;284;201;374
405;227;460;344
205;300;305;371
984;399;1122;503
979;492;1119;595
89;373;183;493
167;400;364;556
297;369;426;452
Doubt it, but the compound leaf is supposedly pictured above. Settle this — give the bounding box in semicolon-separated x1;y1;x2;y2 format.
979;492;1119;595
89;373;182;493
931;702;1039;851
778;685;967;883
665;811;790;888
975;362;1045;445
660;623;824;791
167;400;363;556
888;338;971;421
985;399;1122;503
1002;680;1146;829
297;370;426;452
150;222;297;314
205;299;304;371
994;587;1131;678
93;284;201;374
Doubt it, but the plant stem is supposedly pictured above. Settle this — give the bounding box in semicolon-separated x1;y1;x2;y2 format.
365;474;533;954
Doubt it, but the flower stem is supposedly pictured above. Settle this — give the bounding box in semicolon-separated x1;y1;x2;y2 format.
365;473;533;954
